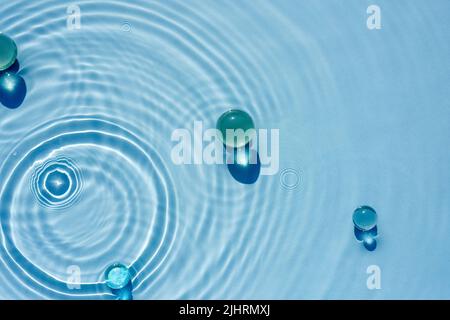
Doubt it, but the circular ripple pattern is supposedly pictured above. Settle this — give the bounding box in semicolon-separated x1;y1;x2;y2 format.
30;157;82;209
0;116;177;299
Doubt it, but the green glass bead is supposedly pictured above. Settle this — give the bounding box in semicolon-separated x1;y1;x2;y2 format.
0;34;17;71
216;109;255;148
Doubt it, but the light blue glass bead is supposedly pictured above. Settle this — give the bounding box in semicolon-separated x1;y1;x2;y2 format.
105;263;131;290
352;205;377;231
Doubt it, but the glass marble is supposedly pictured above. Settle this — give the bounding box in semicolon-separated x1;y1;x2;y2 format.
105;263;131;290
0;34;17;71
216;109;255;148
352;205;378;231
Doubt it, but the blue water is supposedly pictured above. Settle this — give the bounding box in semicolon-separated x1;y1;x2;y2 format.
0;0;449;299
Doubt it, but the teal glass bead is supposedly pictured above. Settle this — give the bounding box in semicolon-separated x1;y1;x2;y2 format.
216;109;255;148
0;34;17;71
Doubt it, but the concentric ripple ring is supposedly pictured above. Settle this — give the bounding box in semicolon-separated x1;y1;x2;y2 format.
0;116;177;299
30;156;82;209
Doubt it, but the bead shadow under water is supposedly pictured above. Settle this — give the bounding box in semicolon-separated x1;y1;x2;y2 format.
353;206;378;251
354;225;378;242
0;59;20;74
0;71;27;109
105;263;134;300
227;145;261;184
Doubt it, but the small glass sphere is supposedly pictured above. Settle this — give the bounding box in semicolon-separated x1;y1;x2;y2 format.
0;34;18;71
352;205;377;231
45;169;71;197
0;72;27;109
105;263;131;290
216;109;255;148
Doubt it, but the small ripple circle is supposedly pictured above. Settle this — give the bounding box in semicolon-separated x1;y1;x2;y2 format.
121;22;132;32
280;168;300;191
